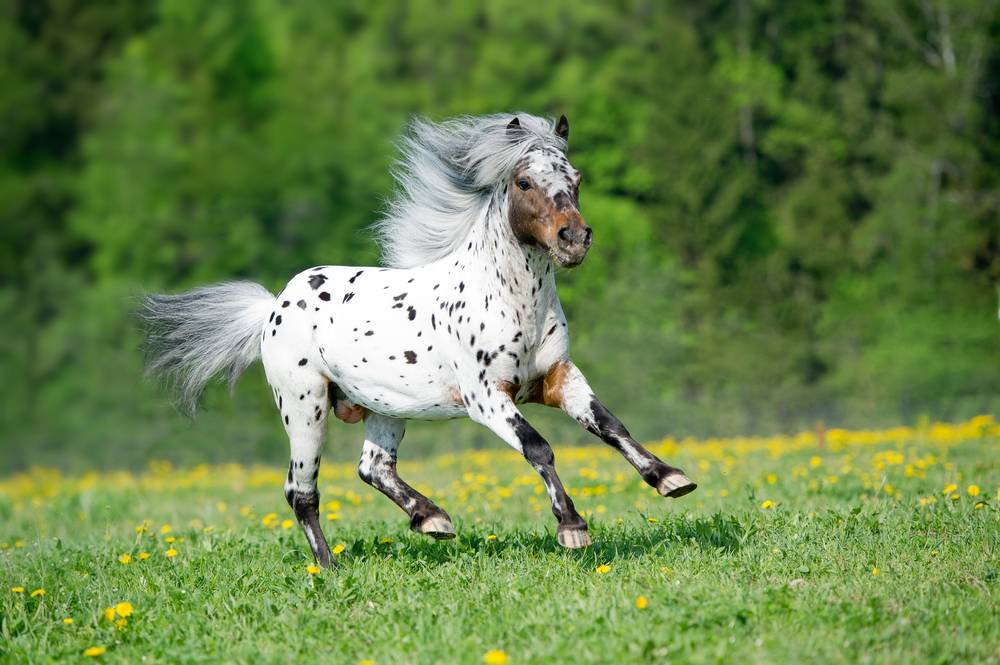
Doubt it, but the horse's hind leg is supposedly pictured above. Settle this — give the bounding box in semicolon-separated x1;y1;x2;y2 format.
267;371;334;567
358;413;455;539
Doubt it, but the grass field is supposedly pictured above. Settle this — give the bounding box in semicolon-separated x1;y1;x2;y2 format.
2;417;999;664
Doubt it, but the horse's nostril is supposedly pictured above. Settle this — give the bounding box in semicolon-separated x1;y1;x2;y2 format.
557;226;572;243
582;226;593;247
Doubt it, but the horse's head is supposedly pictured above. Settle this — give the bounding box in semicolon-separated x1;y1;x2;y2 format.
507;115;592;268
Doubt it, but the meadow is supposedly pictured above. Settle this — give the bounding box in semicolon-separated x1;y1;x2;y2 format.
2;416;998;664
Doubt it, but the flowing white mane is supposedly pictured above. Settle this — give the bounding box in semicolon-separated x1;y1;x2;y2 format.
373;112;567;269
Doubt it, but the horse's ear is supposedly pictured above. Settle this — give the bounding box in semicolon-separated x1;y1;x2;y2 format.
506;116;521;138
555;114;569;141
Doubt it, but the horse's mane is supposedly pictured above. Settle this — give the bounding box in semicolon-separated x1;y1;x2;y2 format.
373;112;566;269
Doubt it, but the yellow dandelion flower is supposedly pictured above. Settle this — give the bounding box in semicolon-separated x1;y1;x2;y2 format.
950;493;960;501
333;543;346;555
83;646;106;657
659;566;672;574
975;501;985;510
595;564;611;574
359;661;374;665
118;553;132;564
115;618;127;631
809;456;821;468
486;534;498;541
760;500;775;510
63;618;74;625
281;519;294;530
11;586;24;593
942;483;957;495
240;506;252;517
871;567;880;576
307;564;320;575
103;607;116;622
115;602;133;617
164;536;176;544
30;588;45;598
379;537;393;544
635;595;648;609
967;485;980;497
134;524;147;534
646;517;658;524
14;540;24;548
138;552;150;560
483;649;509;665
216;501;227;512
766;473;777;485
159;524;172;535
262;513;278;527
326;513;340;521
165;548;177;558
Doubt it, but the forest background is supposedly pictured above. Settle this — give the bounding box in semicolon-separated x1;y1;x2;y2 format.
2;0;998;471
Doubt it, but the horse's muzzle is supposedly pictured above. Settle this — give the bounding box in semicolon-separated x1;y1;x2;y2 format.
554;214;592;267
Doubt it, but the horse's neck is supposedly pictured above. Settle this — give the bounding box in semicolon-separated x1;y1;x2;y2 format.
458;196;559;324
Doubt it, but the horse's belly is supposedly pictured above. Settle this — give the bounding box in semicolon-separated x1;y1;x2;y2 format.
326;360;465;421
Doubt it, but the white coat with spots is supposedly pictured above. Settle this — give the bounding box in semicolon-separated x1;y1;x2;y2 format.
141;113;696;566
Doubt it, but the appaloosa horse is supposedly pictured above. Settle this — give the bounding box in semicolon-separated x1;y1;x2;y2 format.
141;113;696;567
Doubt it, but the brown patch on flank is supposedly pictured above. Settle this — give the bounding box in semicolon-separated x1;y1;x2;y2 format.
498;380;520;402
524;360;572;408
450;387;464;406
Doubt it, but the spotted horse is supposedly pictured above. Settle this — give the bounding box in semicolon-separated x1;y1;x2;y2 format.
140;113;697;567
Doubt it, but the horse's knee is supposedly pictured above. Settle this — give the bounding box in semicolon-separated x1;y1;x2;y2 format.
507;413;554;466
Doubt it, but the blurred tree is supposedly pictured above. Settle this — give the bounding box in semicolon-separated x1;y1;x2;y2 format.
1;0;997;470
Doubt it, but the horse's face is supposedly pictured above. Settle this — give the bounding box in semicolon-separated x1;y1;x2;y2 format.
507;116;592;268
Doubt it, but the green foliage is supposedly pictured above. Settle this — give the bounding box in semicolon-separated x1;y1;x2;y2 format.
1;0;998;470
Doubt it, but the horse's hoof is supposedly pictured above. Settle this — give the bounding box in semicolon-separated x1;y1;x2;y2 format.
414;515;456;540
658;472;697;498
557;528;592;549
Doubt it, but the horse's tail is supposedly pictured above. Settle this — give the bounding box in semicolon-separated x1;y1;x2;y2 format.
138;281;275;415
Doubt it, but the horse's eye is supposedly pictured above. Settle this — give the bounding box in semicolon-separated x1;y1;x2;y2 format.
517;179;531;191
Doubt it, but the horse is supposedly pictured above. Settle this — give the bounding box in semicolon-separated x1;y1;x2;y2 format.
140;112;697;567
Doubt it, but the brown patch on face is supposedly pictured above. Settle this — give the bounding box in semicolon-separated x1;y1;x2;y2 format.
509;178;559;248
508;174;591;266
524;360;572;408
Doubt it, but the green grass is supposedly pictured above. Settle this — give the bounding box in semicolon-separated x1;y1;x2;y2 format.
1;422;998;664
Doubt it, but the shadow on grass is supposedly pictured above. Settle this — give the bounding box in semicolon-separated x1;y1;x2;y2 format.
337;511;754;570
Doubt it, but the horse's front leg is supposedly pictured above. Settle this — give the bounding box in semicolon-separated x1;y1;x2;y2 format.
468;391;590;548
532;361;697;498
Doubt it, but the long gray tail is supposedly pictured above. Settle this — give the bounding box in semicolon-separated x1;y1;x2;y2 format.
139;281;275;415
